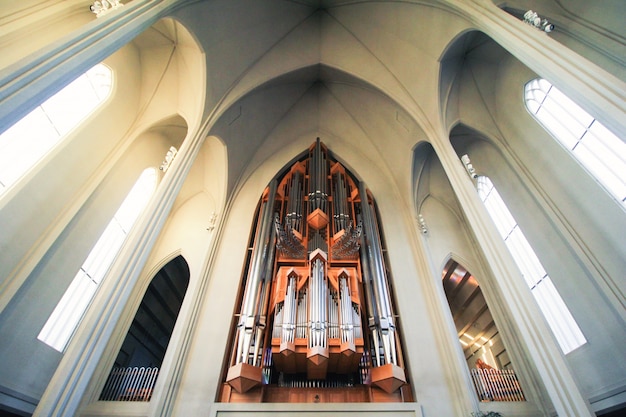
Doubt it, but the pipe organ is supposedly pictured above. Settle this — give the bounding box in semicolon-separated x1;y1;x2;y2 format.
222;140;411;402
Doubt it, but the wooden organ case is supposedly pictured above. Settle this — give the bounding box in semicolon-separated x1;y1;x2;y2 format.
220;140;412;403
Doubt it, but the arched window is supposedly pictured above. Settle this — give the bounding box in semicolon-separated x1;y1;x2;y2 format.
477;175;586;354
525;78;626;207
38;168;158;352
0;64;112;195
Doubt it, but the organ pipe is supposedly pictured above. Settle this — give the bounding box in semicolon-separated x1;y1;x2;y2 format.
359;181;398;366
309;139;327;213
286;171;303;232
309;256;327;349
224;140;408;400
282;274;297;344
340;275;354;345
333;171;350;233
234;180;277;365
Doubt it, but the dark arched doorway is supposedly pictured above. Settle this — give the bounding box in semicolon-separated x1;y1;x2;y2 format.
100;255;190;401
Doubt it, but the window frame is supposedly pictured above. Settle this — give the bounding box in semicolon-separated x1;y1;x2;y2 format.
524;78;626;208
0;63;114;197
38;167;158;352
476;175;587;354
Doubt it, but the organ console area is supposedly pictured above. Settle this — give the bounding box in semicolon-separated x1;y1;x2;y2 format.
220;140;412;403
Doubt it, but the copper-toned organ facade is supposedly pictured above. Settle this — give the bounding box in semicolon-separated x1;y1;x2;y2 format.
222;140;410;402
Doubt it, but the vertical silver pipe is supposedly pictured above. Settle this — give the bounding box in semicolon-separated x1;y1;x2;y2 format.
288;276;296;342
358;181;398;366
282;277;294;343
297;291;302;339
358;231;380;364
253;213;277;366
340;276;353;344
235;180;277;364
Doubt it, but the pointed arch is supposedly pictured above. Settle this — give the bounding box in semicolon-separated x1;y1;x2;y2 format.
100;255;190;401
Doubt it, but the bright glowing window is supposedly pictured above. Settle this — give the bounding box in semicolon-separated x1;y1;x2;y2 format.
38;168;158;352
0;64;112;195
477;176;586;354
525;79;626;207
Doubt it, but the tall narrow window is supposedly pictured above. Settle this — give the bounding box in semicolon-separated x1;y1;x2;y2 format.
525;78;626;207
0;64;112;195
477;175;586;354
38;168;158;352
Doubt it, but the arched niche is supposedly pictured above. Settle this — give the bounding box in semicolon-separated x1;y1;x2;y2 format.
439;30;518;138
0;111;189;415
410;139;544;413
148;134;228;279
131;17;206;134
412;141;477;267
88;113;189;220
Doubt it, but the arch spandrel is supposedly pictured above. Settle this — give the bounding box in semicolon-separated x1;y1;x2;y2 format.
131;18;206;134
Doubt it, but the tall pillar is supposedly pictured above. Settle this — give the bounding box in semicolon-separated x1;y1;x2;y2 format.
429;127;595;417
33;81;208;417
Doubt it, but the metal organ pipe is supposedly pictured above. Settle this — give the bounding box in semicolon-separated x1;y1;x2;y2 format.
282;275;297;344
358;182;398;367
286;171;303;232
309;139;327;213
339;276;354;345
328;290;337;339
235;180;277;365
253;217;277;366
309;258;327;349
297;289;307;339
333;172;350;233
358;232;381;366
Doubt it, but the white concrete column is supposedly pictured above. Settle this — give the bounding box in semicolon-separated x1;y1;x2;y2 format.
410;194;480;417
23;3;205;416
33;112;210;416
429;128;595;416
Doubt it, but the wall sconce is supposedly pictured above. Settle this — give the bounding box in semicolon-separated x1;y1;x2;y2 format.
159;146;178;172
523;10;554;33
461;154;478;179
90;0;123;18
207;212;218;231
418;214;428;235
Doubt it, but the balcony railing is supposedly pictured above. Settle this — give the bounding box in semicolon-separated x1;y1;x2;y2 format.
470;368;525;402
100;366;159;401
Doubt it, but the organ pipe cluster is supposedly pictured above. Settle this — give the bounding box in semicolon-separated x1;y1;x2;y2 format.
224;140;408;401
